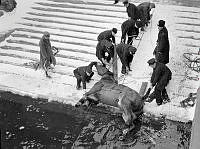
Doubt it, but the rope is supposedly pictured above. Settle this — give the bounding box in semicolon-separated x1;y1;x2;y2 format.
183;52;200;73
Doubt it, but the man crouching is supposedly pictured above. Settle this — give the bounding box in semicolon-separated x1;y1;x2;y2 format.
73;62;97;90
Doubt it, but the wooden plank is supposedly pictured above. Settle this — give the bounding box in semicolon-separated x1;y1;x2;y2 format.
113;45;118;84
139;82;148;96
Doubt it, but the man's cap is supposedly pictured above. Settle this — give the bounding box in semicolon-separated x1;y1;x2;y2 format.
147;58;156;65
123;0;128;5
157;20;165;27
43;31;50;37
112;28;117;34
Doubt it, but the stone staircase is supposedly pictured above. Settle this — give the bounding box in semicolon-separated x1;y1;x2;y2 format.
0;0;135;80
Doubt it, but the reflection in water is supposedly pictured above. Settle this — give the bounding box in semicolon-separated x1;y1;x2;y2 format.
0;91;192;149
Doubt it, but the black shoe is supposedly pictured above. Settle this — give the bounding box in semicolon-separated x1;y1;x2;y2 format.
141;27;145;31
45;72;51;78
157;102;162;106
76;86;81;90
121;71;126;75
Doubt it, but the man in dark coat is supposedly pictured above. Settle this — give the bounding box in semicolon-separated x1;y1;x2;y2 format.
153;20;170;64
121;19;143;45
39;31;56;78
123;0;140;21
96;39;114;67
116;43;137;74
137;2;155;26
146;58;172;105
73;62;97;90
97;28;117;44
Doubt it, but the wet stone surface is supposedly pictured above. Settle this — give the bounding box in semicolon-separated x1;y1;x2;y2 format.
0;91;192;149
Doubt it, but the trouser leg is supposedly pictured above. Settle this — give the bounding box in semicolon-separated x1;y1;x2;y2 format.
127;55;133;71
127;37;133;45
73;70;82;89
154;88;163;105
162;88;170;102
121;64;126;74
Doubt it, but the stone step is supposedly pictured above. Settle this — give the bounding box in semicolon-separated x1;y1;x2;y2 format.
15;28;97;41
32;3;126;18
26;11;121;29
37;0;125;12
5;37;97;54
0;48;91;67
11;31;97;48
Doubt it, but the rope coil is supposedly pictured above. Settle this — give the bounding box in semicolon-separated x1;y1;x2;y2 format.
183;52;200;73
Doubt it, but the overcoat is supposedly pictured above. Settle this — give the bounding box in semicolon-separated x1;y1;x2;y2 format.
154;27;170;64
97;30;116;44
151;62;172;91
39;35;56;69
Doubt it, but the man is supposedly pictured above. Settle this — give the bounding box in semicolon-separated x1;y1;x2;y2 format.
116;43;137;74
97;28;117;45
73;62;97;90
121;19;143;45
154;20;170;64
123;0;140;21
96;39;114;67
146;58;172;105
39;31;56;78
137;2;155;27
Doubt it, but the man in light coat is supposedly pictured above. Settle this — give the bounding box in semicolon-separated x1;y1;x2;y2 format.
39;32;56;78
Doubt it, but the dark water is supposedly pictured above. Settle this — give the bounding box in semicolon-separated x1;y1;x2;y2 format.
0;91;192;149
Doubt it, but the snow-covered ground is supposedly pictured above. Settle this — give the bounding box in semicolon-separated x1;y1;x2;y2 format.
0;0;199;122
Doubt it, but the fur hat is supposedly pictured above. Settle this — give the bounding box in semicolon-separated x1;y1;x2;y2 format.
43;31;50;37
112;28;117;34
158;20;165;27
147;58;156;65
